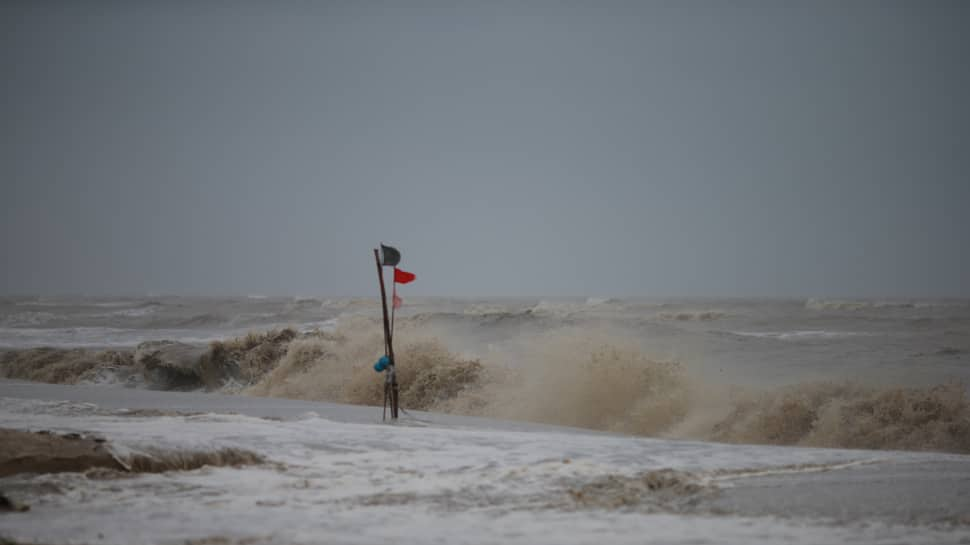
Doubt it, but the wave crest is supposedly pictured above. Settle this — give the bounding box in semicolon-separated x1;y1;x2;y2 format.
657;311;725;321
449;331;691;435
247;318;482;411
711;381;970;452
1;348;134;385
6;321;969;454
804;298;968;312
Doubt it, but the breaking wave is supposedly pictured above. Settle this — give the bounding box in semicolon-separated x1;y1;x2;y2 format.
238;321;970;454
728;330;870;340
804;298;969;312
710;381;970;452
585;297;622;306
559;468;713;512
0;329;298;391
657;311;725;321
2;311;63;327
4;320;969;454
247;318;483;411
1;348;135;385
529;298;620;316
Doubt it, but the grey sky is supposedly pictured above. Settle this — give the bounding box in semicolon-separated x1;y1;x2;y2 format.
2;1;968;297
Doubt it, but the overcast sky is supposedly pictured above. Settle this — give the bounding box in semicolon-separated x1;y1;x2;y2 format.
2;1;968;297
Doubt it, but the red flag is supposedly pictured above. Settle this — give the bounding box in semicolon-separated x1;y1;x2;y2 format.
393;292;402;309
393;267;416;284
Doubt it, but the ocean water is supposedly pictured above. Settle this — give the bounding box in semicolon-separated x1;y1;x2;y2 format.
2;297;970;543
2;295;968;387
2;295;969;452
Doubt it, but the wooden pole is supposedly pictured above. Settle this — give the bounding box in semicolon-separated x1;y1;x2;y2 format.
373;248;398;419
390;283;396;343
374;249;392;359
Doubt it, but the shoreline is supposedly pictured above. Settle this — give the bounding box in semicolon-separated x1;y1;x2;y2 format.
1;384;969;545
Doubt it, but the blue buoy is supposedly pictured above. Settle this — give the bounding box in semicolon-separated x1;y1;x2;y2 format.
374;355;390;373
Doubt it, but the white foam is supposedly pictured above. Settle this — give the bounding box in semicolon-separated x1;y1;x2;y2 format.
0;326;232;349
105;306;158;318
0;393;966;545
804;298;970;311
90;301;144;308
729;330;873;340
298;318;338;333
1;311;61;327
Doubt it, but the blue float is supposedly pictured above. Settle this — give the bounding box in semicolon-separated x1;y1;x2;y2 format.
374;355;390;372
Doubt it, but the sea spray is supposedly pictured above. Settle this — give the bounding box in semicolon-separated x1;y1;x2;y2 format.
4;317;969;454
711;381;970;452
247;317;483;410
453;329;691;435
242;319;970;453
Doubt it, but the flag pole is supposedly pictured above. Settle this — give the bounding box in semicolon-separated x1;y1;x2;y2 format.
390;283;397;342
374;249;392;358
373;247;398;419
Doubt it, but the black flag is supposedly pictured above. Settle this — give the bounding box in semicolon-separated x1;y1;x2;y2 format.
380;244;401;267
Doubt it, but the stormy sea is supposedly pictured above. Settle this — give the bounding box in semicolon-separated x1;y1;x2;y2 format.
2;295;969;544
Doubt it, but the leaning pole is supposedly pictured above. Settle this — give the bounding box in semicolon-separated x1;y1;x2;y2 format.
373;248;399;419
